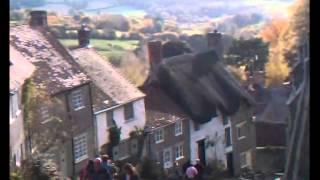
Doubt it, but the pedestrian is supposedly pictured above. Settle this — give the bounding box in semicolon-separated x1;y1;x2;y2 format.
100;155;113;180
123;163;139;180
182;159;192;179
194;159;204;180
80;159;95;180
186;165;198;180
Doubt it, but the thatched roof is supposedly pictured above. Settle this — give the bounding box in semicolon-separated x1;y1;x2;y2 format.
148;49;255;123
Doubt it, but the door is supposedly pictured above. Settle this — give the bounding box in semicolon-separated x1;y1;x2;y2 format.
163;148;172;169
226;152;234;176
197;139;206;165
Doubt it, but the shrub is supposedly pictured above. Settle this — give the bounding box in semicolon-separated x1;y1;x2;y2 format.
206;160;226;179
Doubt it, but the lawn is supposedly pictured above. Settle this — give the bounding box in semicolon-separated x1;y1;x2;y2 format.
59;39;139;60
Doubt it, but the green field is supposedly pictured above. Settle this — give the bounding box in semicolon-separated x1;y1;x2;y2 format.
59;39;139;60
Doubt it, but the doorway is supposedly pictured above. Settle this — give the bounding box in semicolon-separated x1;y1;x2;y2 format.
197;139;206;165
226;152;234;176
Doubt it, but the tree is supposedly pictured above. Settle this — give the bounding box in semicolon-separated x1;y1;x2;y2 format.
261;0;309;87
225;38;269;71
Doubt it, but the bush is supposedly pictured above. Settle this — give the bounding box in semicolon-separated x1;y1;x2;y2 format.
139;157;165;180
206;160;226;179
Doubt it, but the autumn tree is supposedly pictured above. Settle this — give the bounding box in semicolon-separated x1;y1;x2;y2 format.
260;17;290;87
225;38;269;71
261;0;309;87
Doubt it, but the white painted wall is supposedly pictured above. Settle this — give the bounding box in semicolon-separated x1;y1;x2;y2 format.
189;116;227;167
95;98;146;150
10;91;25;167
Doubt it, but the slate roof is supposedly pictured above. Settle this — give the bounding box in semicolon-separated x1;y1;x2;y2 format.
139;84;188;130
149;49;255;123
10;25;90;95
10;46;36;91
70;48;145;112
250;85;290;124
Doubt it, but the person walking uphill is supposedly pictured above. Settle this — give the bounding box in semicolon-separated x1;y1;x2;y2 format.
123;163;139;180
186;165;198;180
194;159;204;180
80;159;95;180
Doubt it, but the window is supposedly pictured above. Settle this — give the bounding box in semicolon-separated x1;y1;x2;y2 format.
175;145;184;160
106;111;114;127
73;133;88;163
237;122;246;140
40;106;51;123
124;102;134;120
240;150;252;168
222;115;229;125
194;121;200;131
175;121;183;136
225;127;232;147
71;89;84;110
155;129;164;143
10;92;20;119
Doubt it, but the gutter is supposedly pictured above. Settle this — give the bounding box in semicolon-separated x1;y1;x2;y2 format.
93;96;145;115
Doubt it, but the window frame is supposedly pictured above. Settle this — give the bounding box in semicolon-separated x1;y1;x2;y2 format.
71;89;85;111
124;102;134;120
175;121;183;136
40;105;51;124
236;121;246;140
222;115;229;125
106;110;114;128
225;127;232;147
73;133;88;163
240;149;252;168
155;128;164;144
175;144;184;160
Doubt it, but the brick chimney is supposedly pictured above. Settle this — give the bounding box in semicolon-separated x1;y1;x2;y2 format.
147;41;163;72
78;24;91;48
29;11;47;27
207;29;224;60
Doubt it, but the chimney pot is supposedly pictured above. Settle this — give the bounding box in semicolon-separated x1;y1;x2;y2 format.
29;11;47;27
147;41;163;71
207;30;224;60
78;24;91;48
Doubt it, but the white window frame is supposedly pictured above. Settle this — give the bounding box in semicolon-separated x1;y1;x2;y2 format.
175;144;184;160
40;105;52;124
124;102;134;121
240;149;252;168
10;92;21;120
155;128;164;144
236;121;246;140
175;121;183;136
71;89;85;111
73;133;88;163
106;110;114;128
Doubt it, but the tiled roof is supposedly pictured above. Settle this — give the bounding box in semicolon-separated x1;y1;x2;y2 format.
10;25;90;95
70;48;145;109
140;85;188;130
10;46;36;91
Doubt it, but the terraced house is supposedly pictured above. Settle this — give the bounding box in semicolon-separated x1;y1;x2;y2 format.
10;46;35;171
10;11;95;177
144;34;256;177
69;31;146;161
